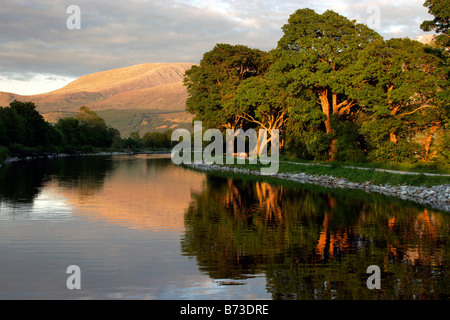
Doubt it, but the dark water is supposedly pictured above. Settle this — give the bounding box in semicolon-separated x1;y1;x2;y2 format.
0;154;448;300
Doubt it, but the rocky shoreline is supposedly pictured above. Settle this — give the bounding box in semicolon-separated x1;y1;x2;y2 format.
187;162;450;213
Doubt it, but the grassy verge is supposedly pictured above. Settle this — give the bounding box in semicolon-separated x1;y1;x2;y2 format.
279;155;450;175
219;158;450;187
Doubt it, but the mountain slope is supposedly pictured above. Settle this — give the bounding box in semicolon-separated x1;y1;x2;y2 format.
0;63;196;137
1;63;194;113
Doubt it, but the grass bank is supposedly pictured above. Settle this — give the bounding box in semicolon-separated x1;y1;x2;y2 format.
280;156;450;175
221;157;450;187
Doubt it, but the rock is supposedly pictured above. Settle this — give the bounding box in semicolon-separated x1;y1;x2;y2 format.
183;162;450;212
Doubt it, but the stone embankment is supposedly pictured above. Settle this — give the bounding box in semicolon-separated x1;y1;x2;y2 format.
187;162;450;213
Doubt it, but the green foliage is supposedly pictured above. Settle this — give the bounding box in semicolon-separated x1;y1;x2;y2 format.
0;146;10;164
55;117;85;147
272;9;382;160
368;141;423;163
9;100;48;147
8;144;35;157
301;131;333;161
0;105;25;145
0;102;130;159
142;130;173;150
332;118;367;163
74;106;115;147
184;43;270;130
284;118;335;161
129;131;141;141
420;0;450;48
183;8;448;166
54;106;122;150
351;38;447;163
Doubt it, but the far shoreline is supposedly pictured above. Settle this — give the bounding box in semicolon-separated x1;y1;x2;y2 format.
0;150;172;167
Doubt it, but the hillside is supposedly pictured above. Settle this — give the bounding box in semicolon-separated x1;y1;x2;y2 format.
0;63;196;137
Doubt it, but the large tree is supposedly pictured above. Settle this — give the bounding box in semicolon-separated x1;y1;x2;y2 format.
234;76;289;149
9;100;54;147
272;9;382;160
350;38;447;162
184;43;271;131
420;0;450;164
421;0;450;48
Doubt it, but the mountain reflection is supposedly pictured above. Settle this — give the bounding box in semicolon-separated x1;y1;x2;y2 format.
61;155;205;230
181;174;450;300
0;155;205;231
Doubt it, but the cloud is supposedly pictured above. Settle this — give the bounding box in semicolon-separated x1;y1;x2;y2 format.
0;0;435;94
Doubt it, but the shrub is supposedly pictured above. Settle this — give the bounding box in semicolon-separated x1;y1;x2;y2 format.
368;141;423;163
0;146;10;164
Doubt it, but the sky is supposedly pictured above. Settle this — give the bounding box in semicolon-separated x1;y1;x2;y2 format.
0;0;435;95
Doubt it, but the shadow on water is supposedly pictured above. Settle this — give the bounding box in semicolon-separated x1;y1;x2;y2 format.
0;156;114;204
181;170;450;300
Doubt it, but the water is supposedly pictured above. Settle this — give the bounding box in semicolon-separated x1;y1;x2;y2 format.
0;154;448;300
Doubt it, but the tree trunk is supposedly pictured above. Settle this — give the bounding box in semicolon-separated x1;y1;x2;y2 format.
424;125;439;160
390;132;398;144
319;90;332;135
319;89;336;161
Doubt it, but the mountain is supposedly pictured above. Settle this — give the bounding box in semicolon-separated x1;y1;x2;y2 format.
413;34;436;45
0;63;196;137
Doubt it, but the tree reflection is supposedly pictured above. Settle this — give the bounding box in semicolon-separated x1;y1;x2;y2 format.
181;174;449;300
0;156;113;204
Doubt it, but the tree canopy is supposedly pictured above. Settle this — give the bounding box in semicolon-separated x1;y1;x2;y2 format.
184;43;271;130
421;0;450;48
183;6;449;167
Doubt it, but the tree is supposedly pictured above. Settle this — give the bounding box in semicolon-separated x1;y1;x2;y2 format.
74;106;112;147
350;38;447;162
55;117;85;147
420;1;450;164
9;100;49;147
421;0;450;48
234;76;289;149
55;107;117;148
143;131;171;149
0;106;25;146
272;9;382;160
184;43;271;131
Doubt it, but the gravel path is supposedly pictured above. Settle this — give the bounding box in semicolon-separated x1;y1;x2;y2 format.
283;161;450;177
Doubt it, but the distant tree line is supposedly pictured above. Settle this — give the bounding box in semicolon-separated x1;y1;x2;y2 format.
183;2;449;168
0;100;176;162
0;101;123;158
125;130;175;150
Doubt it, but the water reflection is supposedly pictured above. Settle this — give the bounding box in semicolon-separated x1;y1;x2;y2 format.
0;155;205;231
0;157;113;204
64;155;205;230
0;156;448;299
181;174;450;300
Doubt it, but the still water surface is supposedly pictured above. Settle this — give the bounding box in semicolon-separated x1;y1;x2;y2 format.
0;154;448;299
